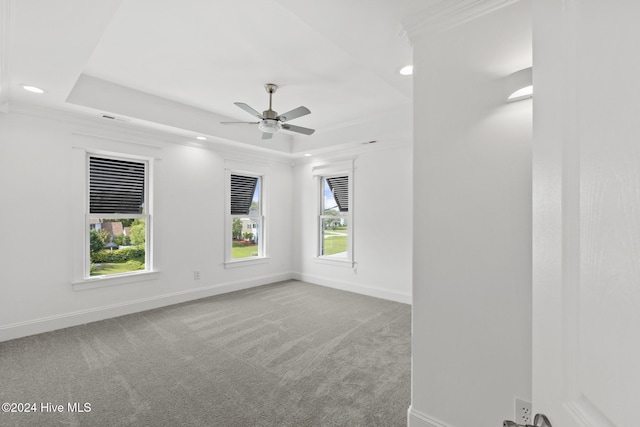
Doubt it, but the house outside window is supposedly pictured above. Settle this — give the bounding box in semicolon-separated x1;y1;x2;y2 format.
227;172;264;262
87;155;150;277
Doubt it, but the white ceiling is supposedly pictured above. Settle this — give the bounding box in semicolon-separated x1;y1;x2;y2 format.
3;0;428;156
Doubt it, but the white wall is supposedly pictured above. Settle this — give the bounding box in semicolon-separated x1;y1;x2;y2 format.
292;145;413;304
409;2;532;427
0;109;293;341
0;107;413;342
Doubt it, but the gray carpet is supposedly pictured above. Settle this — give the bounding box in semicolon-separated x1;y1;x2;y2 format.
0;280;411;427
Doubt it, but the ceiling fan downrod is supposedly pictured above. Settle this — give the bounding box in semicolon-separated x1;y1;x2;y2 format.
265;83;277;115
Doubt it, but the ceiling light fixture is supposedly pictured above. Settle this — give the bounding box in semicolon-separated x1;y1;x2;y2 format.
303;153;312;157
399;65;413;76
196;136;207;141
20;84;45;94
257;118;282;134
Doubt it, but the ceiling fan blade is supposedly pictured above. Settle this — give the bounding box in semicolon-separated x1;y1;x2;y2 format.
276;106;310;122
282;123;315;135
261;132;273;140
220;121;260;125
234;102;264;119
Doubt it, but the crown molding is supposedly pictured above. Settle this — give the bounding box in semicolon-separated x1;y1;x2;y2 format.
7;103;295;165
401;0;521;44
0;0;14;113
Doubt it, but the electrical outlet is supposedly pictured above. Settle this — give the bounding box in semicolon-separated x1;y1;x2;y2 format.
515;398;532;425
193;271;200;280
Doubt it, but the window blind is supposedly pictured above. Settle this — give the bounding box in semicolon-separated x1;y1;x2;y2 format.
230;174;258;215
326;176;349;212
89;156;146;214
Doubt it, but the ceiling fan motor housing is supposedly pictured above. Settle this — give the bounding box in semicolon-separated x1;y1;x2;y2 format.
262;109;277;119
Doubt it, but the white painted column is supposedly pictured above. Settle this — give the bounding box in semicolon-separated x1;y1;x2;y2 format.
404;1;532;426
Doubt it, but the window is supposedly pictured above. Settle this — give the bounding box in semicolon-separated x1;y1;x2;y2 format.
87;155;150;278
319;174;351;261
228;172;264;262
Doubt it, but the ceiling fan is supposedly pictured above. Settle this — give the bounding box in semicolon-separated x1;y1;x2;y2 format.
221;83;315;139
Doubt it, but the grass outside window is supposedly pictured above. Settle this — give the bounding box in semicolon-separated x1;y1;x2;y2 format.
323;228;348;256
232;241;259;258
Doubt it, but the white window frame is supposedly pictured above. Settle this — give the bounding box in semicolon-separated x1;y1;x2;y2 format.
225;169;268;267
72;150;157;290
313;161;354;267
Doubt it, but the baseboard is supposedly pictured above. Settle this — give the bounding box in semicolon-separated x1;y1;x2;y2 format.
293;272;411;304
0;272;294;343
408;406;453;427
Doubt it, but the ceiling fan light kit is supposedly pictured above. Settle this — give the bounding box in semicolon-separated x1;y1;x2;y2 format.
258;119;282;133
221;83;315;139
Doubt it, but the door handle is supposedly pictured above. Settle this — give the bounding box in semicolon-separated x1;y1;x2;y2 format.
503;414;552;427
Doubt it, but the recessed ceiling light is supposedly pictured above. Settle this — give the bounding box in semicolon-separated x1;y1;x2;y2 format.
303;153;312;157
196;136;207;141
20;84;45;94
399;65;413;76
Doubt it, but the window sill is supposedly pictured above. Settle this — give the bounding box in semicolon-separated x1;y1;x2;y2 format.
314;257;354;268
72;270;161;291
224;257;270;269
